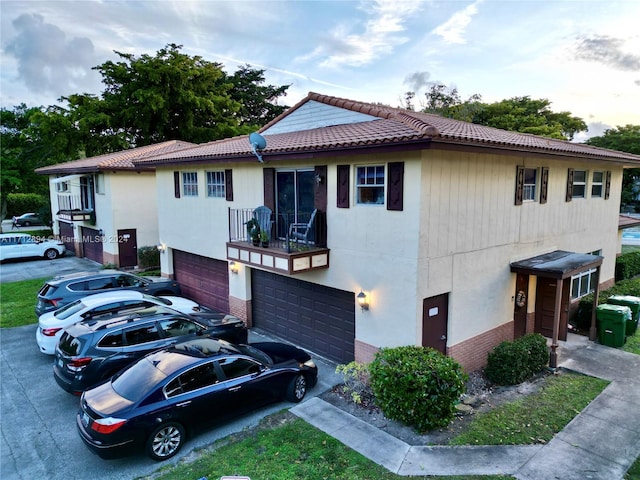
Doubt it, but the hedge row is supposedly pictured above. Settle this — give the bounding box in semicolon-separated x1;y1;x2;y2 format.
5;193;49;218
615;251;640;282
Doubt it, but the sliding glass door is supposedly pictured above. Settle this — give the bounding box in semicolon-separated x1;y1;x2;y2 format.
276;169;315;242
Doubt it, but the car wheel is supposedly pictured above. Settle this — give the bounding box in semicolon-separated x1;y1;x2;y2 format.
286;374;307;403
23;221;30;226
146;422;185;461
44;249;59;260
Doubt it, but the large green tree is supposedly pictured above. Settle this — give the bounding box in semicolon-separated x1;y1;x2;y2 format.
586;125;640;205
412;83;587;141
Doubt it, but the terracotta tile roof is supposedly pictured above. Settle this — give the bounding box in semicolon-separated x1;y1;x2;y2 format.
128;92;640;167
35;140;197;174
619;214;640;229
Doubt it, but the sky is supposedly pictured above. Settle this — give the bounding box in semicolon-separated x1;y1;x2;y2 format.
1;0;639;141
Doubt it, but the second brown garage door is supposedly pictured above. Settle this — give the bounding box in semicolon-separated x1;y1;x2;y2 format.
80;226;103;264
251;270;355;363
173;250;229;312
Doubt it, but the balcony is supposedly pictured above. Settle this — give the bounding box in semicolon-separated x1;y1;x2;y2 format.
226;208;329;275
56;194;94;222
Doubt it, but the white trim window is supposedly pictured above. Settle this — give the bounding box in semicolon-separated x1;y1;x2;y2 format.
572;170;587;198
206;171;225;198
56;181;69;193
356;165;385;205
523;168;537;201
94;174;105;195
182;172;198;197
571;268;598;300
591;171;603;198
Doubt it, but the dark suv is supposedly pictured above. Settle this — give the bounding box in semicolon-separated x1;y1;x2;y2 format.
53;308;248;395
36;270;181;316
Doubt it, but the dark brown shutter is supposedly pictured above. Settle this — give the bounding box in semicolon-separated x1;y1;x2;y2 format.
605;171;611;200
337;165;350;208
566;168;574;202
386;162;404;211
540;167;549;204
263;168;275;211
515;166;524;205
174;171;181;198
314;165;327;211
225;169;233;201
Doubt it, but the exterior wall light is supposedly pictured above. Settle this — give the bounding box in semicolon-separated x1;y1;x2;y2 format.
229;261;239;274
156;243;166;253
357;290;369;311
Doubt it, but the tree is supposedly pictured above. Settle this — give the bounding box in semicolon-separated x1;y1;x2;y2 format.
586;125;640;205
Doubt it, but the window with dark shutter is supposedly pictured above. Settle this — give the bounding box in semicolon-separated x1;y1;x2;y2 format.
515;166;524;205
540;167;549;204
174;171;180;198
225;169;233;201
605;171;611;200
337;165;350;208
566;168;574;202
386;162;404;211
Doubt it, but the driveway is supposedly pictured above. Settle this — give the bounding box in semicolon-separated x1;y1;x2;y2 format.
0;257;342;480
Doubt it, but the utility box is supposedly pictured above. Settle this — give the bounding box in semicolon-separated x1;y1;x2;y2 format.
606;295;640;336
596;304;630;348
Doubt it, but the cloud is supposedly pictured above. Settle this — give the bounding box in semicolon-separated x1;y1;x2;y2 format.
4;13;101;96
431;0;482;45
404;71;432;92
574;34;640;71
296;0;424;69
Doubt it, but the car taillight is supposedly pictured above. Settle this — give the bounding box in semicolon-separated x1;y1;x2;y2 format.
46;298;62;307
91;417;127;434
68;357;92;371
42;327;62;337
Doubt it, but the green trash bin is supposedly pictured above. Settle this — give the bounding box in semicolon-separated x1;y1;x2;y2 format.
596;304;630;347
606;295;640;336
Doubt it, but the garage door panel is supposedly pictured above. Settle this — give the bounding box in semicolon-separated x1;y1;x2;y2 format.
173;250;229;312
252;270;354;363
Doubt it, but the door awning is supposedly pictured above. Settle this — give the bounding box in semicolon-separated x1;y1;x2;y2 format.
51;174;85;184
510;250;603;280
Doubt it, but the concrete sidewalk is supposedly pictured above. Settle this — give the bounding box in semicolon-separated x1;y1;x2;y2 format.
291;334;640;479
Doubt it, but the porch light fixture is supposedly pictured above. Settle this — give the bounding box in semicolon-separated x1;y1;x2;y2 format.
357;290;369;311
156;243;166;253
229;261;238;274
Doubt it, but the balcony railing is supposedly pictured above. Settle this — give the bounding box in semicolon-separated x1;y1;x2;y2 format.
227;208;329;275
56;194;94;222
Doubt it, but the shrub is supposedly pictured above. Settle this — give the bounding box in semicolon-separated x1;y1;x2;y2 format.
368;345;467;433
137;246;160;270
615;251;640;281
6;193;49;218
484;333;548;385
335;361;373;406
573;278;640;330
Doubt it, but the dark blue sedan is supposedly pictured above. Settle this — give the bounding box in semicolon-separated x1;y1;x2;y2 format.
77;338;318;461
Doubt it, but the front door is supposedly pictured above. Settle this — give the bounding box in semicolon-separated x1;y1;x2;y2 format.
117;229;137;267
513;274;529;338
422;294;449;354
275;170;315;241
535;278;569;341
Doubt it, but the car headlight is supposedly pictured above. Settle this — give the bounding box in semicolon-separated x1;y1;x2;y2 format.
301;359;316;369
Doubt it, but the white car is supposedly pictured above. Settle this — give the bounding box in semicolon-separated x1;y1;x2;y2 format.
36;290;208;355
0;233;65;262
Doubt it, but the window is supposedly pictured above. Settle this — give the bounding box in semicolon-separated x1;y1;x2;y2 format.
56;181;69;193
572;170;587;198
94;174;105;195
571;268;598;300
356;165;385;205
158;318;201;337
166;363;219;397
124;323;161;345
217;357;261;380
591;171;603;197
182;172;198;197
206;171;225;198
523;168;537;201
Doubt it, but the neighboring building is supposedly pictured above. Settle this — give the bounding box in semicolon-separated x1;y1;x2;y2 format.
36;141;195;268
133;92;640;371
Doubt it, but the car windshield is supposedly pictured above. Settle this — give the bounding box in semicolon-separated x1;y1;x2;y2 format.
54;300;86;319
112;358;168;402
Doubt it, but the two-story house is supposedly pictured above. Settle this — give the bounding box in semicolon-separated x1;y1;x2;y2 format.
133;93;640;371
36;140;195;267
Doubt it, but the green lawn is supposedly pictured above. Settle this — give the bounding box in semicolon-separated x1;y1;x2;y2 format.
0;277;49;327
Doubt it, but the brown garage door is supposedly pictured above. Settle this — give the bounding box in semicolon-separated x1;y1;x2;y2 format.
58;221;75;254
252;270;355;363
80;227;103;264
173;250;229;312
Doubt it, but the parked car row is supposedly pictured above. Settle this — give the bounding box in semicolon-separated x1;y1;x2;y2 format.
31;270;318;462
